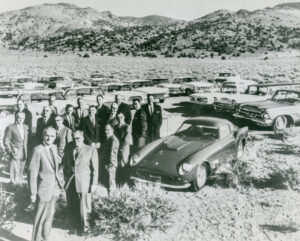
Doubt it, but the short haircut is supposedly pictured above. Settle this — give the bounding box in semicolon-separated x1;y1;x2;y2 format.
66;104;74;110
89;105;96;110
133;98;141;103
43;126;56;136
117;112;125;117
17;99;25;104
49;95;56;99
73;130;84;137
55;114;63;120
15;111;25;118
97;94;104;99
111;102;118;109
105;123;113;130
43;105;52;112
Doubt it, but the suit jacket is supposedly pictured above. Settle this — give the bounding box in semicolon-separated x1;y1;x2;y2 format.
96;104;110;142
80;116;100;145
55;126;73;157
117;102;132;125
3;123;28;160
74;107;88;129
63;113;76;132
49;105;58;117
29;144;64;202
15;108;32;133
132;108;147;139
142;104;162;143
35;116;56;145
64;143;98;193
99;135;119;168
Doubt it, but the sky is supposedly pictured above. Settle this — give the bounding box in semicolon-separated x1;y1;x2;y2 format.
0;0;295;20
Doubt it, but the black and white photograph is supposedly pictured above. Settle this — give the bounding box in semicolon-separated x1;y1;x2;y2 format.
0;0;300;240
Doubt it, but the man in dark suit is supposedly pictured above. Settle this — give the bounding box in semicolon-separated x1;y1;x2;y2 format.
63;104;76;132
3;112;29;184
48;95;58;117
115;94;132;125
132;99;147;151
29;127;64;241
16;99;32;134
74;97;88;130
54;115;72;158
35;105;56;145
142;94;163;143
99;124;119;194
96;94;110;143
64;130;98;233
80;105;100;148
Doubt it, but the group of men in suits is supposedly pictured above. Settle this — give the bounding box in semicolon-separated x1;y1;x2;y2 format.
3;93;163;240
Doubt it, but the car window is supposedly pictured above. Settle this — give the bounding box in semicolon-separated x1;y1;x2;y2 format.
32;93;49;102
219;125;231;139
65;89;76;98
176;124;218;139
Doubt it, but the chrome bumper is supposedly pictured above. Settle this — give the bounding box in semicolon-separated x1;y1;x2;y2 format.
130;176;191;189
233;113;273;126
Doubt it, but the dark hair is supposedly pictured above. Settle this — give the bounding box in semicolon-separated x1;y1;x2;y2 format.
66;104;74;110
133;98;141;103
54;114;63;119
15;110;25;119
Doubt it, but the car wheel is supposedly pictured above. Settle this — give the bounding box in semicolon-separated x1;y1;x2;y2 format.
236;140;245;159
273;115;287;132
192;164;208;192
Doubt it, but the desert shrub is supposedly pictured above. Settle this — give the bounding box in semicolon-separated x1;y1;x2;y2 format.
83;53;90;58
221;56;226;60
0;188;16;227
89;184;177;240
264;56;268;60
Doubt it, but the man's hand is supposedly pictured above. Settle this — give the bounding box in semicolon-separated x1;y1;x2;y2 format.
91;143;96;148
30;195;36;203
91;184;97;193
95;143;100;149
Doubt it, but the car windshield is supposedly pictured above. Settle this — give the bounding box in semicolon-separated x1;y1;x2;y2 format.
175;123;219;139
272;91;300;104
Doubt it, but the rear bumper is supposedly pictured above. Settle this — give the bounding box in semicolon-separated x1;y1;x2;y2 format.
233;113;273;126
130;176;191;189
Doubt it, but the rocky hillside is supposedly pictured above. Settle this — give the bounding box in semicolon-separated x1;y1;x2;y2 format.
2;2;300;57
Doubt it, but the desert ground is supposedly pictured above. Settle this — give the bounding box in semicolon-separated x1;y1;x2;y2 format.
0;49;300;241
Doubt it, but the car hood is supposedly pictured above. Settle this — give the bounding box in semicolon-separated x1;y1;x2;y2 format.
136;87;168;94
137;135;215;175
218;94;267;104
241;100;289;110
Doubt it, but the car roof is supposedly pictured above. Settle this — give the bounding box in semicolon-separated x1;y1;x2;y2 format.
248;82;300;87
184;117;232;127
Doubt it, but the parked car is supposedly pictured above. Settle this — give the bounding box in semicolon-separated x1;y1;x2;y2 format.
101;83;132;92
89;73;115;86
182;82;220;96
135;86;168;103
189;92;229;108
37;76;74;90
151;78;169;85
214;73;238;84
234;89;300;131
125;79;154;88
64;87;105;98
130;117;248;191
212;82;300;114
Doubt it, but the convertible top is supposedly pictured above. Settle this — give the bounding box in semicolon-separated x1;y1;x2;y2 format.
184;117;232;127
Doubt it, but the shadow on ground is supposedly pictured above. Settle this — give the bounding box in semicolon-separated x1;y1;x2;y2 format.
0;228;28;241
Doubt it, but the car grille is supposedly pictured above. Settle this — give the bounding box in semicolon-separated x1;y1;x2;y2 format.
239;106;262;119
136;169;175;183
214;102;235;111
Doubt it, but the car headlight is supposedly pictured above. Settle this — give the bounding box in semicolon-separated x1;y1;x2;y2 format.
261;111;270;119
178;162;193;175
130;154;141;166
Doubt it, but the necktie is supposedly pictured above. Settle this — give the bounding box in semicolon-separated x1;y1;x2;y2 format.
74;148;79;160
49;147;56;170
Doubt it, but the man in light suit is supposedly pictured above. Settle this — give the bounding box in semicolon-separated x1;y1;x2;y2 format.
63;104;76;132
15;99;32;134
99;124;119;194
142;94;163;143
3;112;28;184
74;97;88;130
54;115;72;158
29;127;64;241
80;105;100;148
64;130;98;233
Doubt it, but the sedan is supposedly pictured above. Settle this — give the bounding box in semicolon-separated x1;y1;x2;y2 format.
130;117;248;191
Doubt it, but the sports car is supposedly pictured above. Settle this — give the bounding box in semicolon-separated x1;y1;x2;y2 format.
130;117;248;191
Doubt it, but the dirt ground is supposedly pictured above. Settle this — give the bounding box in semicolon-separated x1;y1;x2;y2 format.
0;51;300;241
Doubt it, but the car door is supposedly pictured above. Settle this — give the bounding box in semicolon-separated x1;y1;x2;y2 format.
217;124;236;165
